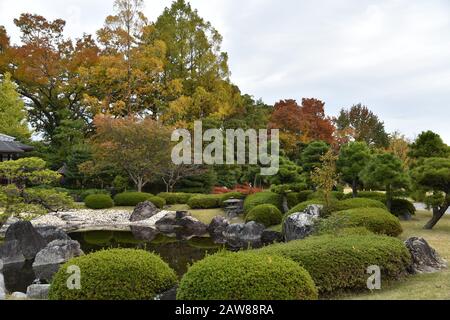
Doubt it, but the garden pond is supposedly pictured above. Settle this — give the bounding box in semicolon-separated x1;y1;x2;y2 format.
2;230;223;293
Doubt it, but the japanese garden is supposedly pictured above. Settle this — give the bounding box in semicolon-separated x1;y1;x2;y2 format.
0;0;449;302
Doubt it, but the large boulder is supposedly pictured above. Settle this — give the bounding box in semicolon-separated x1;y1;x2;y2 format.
0;216;20;238
130;201;160;222
207;216;230;244
34;226;71;243
130;226;159;241
4;221;47;260
405;237;448;274
223;221;265;249
26;284;50;300
0;240;25;265
155;212;207;239
32;240;84;282
282;205;322;242
178;216;208;237
0;272;5;296
261;230;284;245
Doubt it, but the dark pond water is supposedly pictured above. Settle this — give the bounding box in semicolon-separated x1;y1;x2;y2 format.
3;230;222;293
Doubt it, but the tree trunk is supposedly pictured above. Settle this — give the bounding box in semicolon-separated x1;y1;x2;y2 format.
385;185;392;212
352;180;358;198
424;206;448;230
282;195;289;214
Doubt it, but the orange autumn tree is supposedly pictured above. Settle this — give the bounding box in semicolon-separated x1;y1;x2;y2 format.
91;115;173;192
269;98;335;155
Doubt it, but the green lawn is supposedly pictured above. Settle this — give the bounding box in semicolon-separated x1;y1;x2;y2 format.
339;210;450;300
167;204;244;225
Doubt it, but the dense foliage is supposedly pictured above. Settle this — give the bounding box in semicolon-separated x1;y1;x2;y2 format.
113;192;154;206
243;192;283;213
334;208;403;236
84;194;114;209
245;204;283;227
49;249;177;300
177;251;318;300
258;234;411;294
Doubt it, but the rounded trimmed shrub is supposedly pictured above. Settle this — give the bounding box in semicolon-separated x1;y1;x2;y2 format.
307;191;345;201
187;194;222;209
80;189;111;201
335;207;403;236
390;198;416;217
49;249;177;300
157;192;195;205
245;204;283;227
334;198;387;211
355;191;386;203
258;234;411;294
84;194;114;209
148;196;166;209
113;192;154;206
287;190;314;208
177;251;318;300
243;192;283;213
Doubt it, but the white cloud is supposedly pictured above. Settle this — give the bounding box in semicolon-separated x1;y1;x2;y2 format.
1;0;450;143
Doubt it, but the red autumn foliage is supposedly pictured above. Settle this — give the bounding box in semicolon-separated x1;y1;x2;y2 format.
212;184;263;195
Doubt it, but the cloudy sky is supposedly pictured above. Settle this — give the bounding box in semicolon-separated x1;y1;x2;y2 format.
1;0;450;143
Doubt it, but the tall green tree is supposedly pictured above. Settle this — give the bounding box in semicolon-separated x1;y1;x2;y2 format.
334;104;389;148
360;153;410;211
409;131;449;160
411;158;450;229
299;141;330;188
337;141;372;197
0;73;30;140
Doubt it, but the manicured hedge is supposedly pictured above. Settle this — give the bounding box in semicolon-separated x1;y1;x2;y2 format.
287;190;314;208
307;191;346;201
355;191;386;203
49;249;177;300
80;189;111;201
390;198;416;217
243;192;283;213
334;198;387;211
148;196;166;209
187;194;222;209
258;234;411;294
334;208;403;237
157;192;196;205
84;194;114;209
113;192;154;206
177;251;318;300
245;204;283;227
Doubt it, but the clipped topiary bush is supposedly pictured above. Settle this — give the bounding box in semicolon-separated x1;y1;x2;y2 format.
157;192;195;205
148;196;166;209
258;234;411;294
355;191;386;203
334;208;403;237
113;192;154;206
84;194;114;210
243;192;283;213
80;189;111;201
307;191;346;201
390;198;416;217
334;207;403;236
334;198;387;211
49;249;177;300
245;204;283;227
177;251;318;300
287;190;314;208
187;194;222;209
